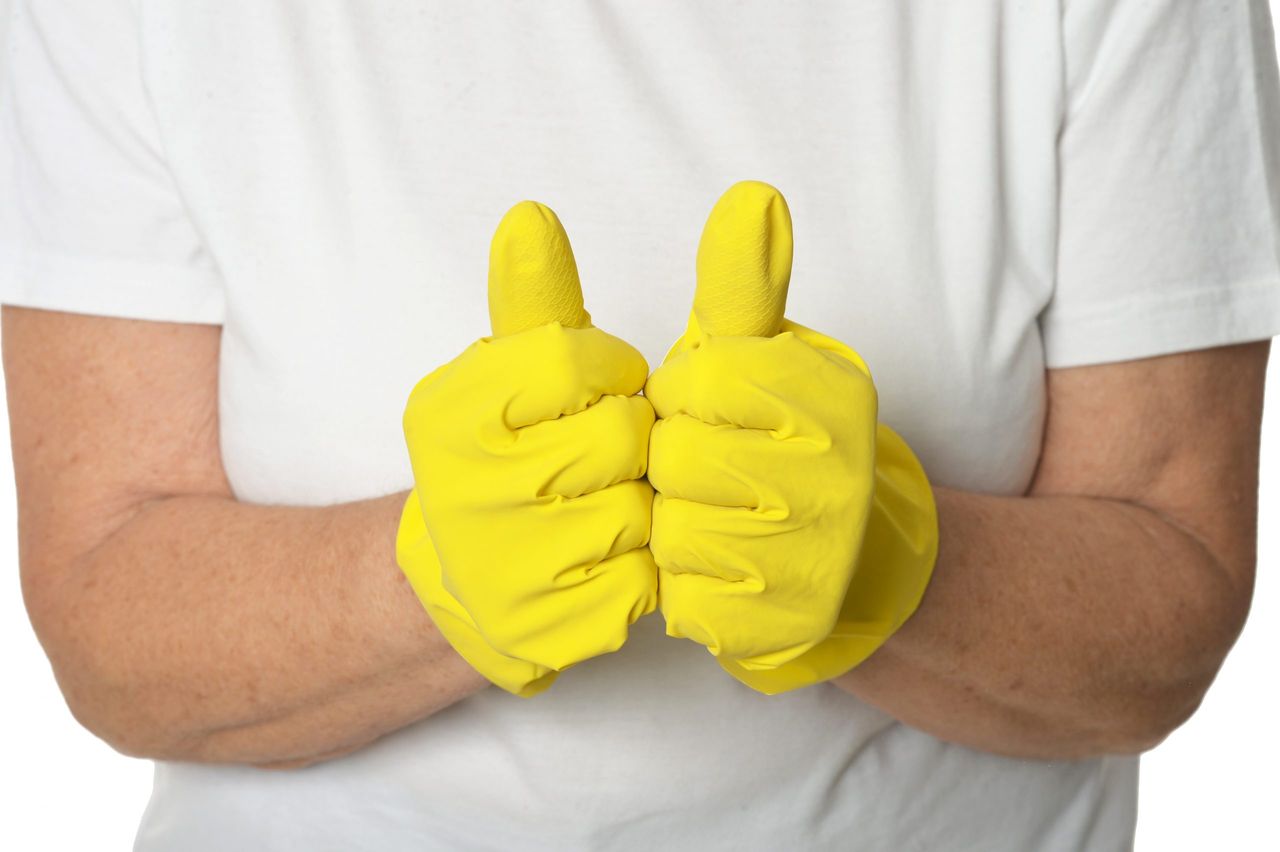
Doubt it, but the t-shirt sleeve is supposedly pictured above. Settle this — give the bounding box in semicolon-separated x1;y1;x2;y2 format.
1042;0;1280;368
0;0;225;324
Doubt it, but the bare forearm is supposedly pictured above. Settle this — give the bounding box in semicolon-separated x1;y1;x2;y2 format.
26;490;487;766
834;486;1251;760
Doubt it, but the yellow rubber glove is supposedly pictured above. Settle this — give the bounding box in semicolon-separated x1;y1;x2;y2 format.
645;181;939;695
395;201;658;698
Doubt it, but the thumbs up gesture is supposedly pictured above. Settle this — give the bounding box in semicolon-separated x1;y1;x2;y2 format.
646;182;939;695
396;201;658;697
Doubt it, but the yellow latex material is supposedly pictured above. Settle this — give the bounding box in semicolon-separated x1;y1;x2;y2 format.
646;181;939;695
395;201;658;697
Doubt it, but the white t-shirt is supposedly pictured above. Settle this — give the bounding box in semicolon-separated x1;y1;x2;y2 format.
3;1;1280;850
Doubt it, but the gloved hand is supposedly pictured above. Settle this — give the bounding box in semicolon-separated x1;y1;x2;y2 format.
646;181;938;695
395;201;658;698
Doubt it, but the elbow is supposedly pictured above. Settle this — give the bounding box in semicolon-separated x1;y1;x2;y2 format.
1095;677;1210;757
22;563;207;762
1043;662;1220;759
40;636;205;763
52;652;210;763
57;674;191;762
1095;560;1253;757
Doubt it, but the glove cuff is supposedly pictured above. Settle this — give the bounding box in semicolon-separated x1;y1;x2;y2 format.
395;489;559;698
718;423;939;695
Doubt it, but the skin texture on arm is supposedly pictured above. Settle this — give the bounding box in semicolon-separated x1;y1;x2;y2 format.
3;306;488;769
835;341;1267;760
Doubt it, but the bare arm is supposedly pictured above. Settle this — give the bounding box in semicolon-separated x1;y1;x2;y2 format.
4;307;487;768
835;341;1267;760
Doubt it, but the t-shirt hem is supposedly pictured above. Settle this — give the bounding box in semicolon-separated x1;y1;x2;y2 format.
1040;275;1280;369
0;241;226;325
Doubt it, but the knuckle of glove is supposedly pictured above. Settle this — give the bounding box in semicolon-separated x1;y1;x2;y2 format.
538;325;650;410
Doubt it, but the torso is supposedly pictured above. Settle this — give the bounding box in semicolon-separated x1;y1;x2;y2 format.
132;3;1136;849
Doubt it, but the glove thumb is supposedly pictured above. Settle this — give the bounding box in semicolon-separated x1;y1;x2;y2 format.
488;201;593;337
690;180;793;338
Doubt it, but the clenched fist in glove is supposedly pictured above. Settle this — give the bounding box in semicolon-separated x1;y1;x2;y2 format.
395;201;658;697
646;181;939;695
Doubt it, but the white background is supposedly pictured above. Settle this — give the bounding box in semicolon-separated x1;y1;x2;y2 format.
2;5;1278;851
